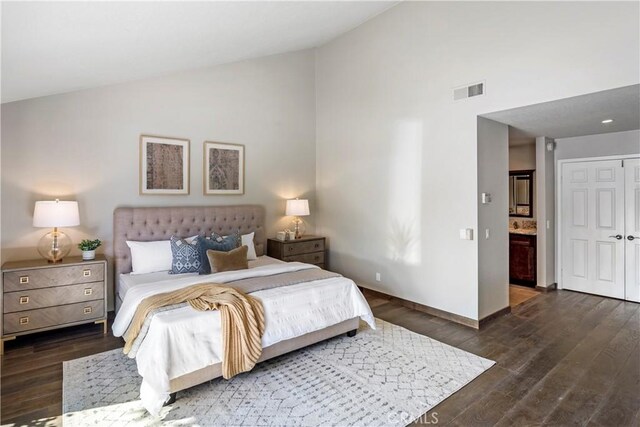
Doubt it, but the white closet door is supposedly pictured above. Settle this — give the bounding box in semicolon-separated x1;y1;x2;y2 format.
561;160;625;298
624;158;640;302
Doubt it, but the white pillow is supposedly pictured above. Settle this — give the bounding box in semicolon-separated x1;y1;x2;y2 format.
241;232;257;260
126;240;172;275
126;236;198;275
221;232;257;260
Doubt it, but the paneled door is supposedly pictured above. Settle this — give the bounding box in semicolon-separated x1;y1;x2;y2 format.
625;159;640;302
561;160;625;299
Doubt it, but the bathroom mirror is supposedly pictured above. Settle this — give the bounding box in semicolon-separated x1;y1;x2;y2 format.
509;170;534;218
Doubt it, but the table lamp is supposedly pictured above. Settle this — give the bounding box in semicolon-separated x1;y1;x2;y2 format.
33;199;80;263
285;198;309;239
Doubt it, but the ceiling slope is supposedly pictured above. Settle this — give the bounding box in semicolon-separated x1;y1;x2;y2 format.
1;1;397;103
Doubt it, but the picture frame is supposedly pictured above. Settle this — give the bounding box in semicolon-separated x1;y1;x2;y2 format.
140;135;190;195
203;141;245;195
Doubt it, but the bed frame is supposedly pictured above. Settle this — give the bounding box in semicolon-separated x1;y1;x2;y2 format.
113;205;358;399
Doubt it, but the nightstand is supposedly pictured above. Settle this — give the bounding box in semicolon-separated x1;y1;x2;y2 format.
267;235;326;268
1;255;108;355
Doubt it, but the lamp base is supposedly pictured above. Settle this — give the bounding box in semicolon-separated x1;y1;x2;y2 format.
291;217;307;239
37;228;72;263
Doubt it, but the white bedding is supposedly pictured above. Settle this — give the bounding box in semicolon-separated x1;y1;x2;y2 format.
117;255;285;300
112;261;375;416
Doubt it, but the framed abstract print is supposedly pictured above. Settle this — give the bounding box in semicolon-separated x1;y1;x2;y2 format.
140;135;190;195
203;141;244;195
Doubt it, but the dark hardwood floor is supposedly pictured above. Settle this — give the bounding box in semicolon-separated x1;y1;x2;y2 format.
0;314;122;426
1;291;638;426
367;290;640;426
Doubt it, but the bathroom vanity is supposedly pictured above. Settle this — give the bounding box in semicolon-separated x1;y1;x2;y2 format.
509;229;537;287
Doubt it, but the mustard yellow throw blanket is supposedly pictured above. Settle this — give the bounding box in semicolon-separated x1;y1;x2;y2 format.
123;283;265;379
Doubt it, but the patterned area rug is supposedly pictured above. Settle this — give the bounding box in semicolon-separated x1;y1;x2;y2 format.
63;319;494;426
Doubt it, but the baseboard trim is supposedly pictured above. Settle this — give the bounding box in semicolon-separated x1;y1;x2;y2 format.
535;283;557;293
360;286;487;329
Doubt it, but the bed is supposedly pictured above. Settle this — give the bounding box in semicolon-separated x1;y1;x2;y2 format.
112;205;375;415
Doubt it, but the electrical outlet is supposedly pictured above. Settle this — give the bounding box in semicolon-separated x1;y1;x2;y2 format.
375;272;381;282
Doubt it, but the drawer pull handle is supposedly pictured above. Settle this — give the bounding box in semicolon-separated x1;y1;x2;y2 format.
84;307;92;314
315;244;320;248
288;247;294;252
19;296;29;305
19;276;29;284
84;288;93;296
83;269;91;277
315;256;320;261
19;317;29;325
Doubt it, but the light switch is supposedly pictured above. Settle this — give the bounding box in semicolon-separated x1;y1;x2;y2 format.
481;193;492;204
459;228;474;240
485;229;490;239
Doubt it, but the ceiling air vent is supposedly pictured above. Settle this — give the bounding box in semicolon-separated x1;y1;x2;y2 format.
453;82;484;101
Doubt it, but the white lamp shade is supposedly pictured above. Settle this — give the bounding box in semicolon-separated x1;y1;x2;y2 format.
285;199;310;216
33;200;80;227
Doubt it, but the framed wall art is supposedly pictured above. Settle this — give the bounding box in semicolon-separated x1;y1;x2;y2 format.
139;135;190;195
203;141;244;195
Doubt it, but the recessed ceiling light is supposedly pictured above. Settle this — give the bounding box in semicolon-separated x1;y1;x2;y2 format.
601;119;614;124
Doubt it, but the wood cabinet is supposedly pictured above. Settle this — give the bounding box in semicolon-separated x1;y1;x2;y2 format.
509;233;537;287
1;256;108;354
267;236;326;269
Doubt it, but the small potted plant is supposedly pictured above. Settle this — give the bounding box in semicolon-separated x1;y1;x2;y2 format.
78;239;101;261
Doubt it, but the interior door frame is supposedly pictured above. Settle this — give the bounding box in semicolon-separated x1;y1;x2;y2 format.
556;154;640;290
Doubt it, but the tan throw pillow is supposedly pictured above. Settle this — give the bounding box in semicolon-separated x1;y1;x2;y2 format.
206;245;249;273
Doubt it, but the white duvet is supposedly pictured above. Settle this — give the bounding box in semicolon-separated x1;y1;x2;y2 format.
112;262;375;416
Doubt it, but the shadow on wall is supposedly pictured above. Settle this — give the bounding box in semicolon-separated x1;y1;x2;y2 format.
387;119;423;266
388;217;423;265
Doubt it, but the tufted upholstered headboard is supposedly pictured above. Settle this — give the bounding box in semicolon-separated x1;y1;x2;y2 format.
113;205;265;279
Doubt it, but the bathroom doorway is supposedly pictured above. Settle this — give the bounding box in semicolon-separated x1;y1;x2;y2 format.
479;84;639;311
508;131;541;306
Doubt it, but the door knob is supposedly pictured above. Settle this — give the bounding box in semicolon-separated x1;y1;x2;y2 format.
628;235;640;241
609;235;623;240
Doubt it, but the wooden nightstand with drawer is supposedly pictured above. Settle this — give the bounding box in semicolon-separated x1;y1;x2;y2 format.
1;255;108;354
267;235;326;268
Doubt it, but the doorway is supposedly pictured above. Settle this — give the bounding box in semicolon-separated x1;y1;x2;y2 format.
559;157;640;301
478;84;639;315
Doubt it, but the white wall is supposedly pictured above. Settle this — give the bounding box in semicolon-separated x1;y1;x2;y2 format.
536;137;556;288
478;118;509;318
509;144;536;170
1;49;317;309
316;1;639;320
555;129;640;160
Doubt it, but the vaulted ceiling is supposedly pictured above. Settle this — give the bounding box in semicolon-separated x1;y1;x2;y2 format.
1;1;397;103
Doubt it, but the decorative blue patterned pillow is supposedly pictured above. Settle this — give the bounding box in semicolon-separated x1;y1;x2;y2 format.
169;236;201;274
197;231;241;275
